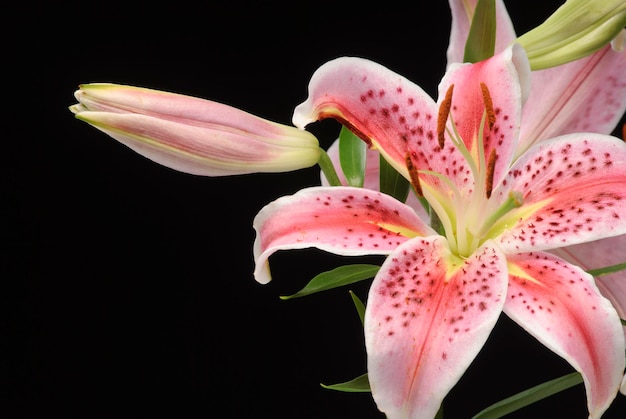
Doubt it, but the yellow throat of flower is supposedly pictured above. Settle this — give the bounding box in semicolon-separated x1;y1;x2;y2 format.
406;83;524;258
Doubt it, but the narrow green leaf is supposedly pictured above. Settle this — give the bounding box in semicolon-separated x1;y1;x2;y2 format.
339;126;366;187
349;290;366;326
586;262;626;277
321;373;371;393
280;264;380;300
472;372;583;419
379;154;410;202
463;0;497;63
621;318;626;327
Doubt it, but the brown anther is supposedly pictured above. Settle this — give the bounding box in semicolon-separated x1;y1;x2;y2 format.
437;84;454;149
480;82;496;130
485;149;497;199
405;153;423;197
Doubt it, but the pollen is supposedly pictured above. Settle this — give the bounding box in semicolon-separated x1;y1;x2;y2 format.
405;153;423;197
485;149;497;199
480;82;496;130
437;84;454;149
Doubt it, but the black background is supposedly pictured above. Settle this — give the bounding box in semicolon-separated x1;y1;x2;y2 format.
5;0;626;417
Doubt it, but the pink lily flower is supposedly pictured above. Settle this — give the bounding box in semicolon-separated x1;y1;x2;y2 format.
252;44;626;419
325;0;626;218
447;0;626;157
70;83;321;176
451;0;626;396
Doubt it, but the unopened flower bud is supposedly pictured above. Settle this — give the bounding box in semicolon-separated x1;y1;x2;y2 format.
70;84;321;176
517;0;626;70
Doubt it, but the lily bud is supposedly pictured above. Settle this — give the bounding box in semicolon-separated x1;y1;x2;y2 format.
70;83;320;176
516;0;626;70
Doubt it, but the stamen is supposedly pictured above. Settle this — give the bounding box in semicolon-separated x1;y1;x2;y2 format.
437;84;454;149
405;153;423;197
485;149;497;199
480;82;496;130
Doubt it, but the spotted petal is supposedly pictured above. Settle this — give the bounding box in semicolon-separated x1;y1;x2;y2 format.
293;48;530;194
439;44;530;188
252;186;436;284
293;56;439;181
505;251;625;418
552;234;626;394
365;237;507;418
493;133;626;253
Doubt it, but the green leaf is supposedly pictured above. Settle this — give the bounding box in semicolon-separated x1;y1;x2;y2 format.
339;126;366;187
379;154;410;202
586;261;626;277
349;290;366;326
471;372;583;419
463;0;497;63
321;373;371;393
280;264;380;300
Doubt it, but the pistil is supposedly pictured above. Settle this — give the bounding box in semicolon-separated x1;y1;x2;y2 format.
478;191;524;238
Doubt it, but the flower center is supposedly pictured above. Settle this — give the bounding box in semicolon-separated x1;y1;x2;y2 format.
407;83;523;258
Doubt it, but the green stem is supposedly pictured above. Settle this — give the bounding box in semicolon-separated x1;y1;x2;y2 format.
317;148;342;186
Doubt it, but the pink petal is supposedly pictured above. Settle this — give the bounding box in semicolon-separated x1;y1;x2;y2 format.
495;133;626;253
73;83;291;136
552;234;626;394
552;235;626;318
292;51;530;194
505;251;625;417
321;139;429;221
74;111;320;176
365;238;508;418
518;44;626;157
292;57;443;182
252;187;435;284
439;45;530;187
446;0;517;66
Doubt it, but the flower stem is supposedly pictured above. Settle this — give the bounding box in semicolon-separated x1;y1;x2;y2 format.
318;148;342;186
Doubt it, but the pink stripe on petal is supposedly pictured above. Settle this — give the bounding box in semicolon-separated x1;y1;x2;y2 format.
365;238;507;418
75;83;292;138
252;187;435;284
518;44;626;157
505;252;625;418
78;112;319;175
553;235;626;394
439;45;529;187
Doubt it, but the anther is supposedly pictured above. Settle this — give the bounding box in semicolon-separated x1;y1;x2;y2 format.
485;149;497;199
480;82;496;130
405;153;423;197
437;84;454;149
